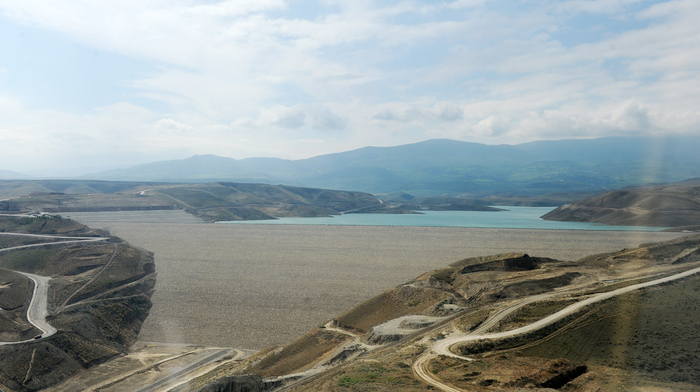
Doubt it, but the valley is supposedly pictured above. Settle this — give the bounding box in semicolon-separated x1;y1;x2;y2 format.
0;207;696;391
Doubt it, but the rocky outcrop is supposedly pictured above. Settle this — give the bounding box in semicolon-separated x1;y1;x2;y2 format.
506;358;587;389
197;375;269;392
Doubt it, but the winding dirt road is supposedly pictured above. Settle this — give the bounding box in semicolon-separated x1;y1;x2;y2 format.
412;265;700;391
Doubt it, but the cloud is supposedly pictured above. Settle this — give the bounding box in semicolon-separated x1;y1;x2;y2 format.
610;101;651;131
473;115;512;137
262;105;307;129
307;106;347;130
155;118;198;135
442;0;490;10
555;0;650;14
233;104;347;131
373;102;463;123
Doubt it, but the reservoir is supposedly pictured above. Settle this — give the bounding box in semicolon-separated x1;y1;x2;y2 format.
220;206;668;231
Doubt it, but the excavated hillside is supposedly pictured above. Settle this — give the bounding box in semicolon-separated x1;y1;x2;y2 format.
0;216;155;391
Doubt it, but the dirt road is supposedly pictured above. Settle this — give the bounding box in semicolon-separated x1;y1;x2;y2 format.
413;265;700;391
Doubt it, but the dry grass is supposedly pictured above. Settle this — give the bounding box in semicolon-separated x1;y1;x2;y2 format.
246;329;349;377
333;286;451;333
519;275;700;386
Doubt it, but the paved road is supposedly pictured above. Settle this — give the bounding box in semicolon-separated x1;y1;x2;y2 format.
413;265;700;391
0;272;57;345
19;273;57;337
0;233;109;345
0;238;108;254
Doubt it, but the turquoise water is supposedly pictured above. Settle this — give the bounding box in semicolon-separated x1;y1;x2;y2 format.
219;206;667;231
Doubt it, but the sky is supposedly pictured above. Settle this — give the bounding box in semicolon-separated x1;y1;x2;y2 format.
0;0;699;176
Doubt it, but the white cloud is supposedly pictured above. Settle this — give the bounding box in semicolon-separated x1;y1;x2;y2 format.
555;0;650;14
610;101;651;130
155;118;197;135
263;105;307;129
373;102;463;123
443;0;490;10
233;104;346;131
473;115;512;137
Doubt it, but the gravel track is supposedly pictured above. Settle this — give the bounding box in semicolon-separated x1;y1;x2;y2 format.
412;265;700;391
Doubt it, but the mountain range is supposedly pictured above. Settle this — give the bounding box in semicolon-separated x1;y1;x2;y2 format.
81;136;700;196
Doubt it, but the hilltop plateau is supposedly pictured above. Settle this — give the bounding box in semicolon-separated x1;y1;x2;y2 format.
0;181;386;222
0;215;155;391
542;178;700;230
181;234;700;392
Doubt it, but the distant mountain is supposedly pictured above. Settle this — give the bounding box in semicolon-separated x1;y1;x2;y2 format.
85;136;700;196
542;178;700;228
0;170;31;180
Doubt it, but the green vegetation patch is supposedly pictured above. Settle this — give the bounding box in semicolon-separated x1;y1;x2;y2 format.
329;362;422;391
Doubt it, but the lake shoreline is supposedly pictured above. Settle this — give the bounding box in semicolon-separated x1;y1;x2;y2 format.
218;207;669;232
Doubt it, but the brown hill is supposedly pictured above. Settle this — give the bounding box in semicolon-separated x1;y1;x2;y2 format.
541;179;700;228
3;181;384;222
